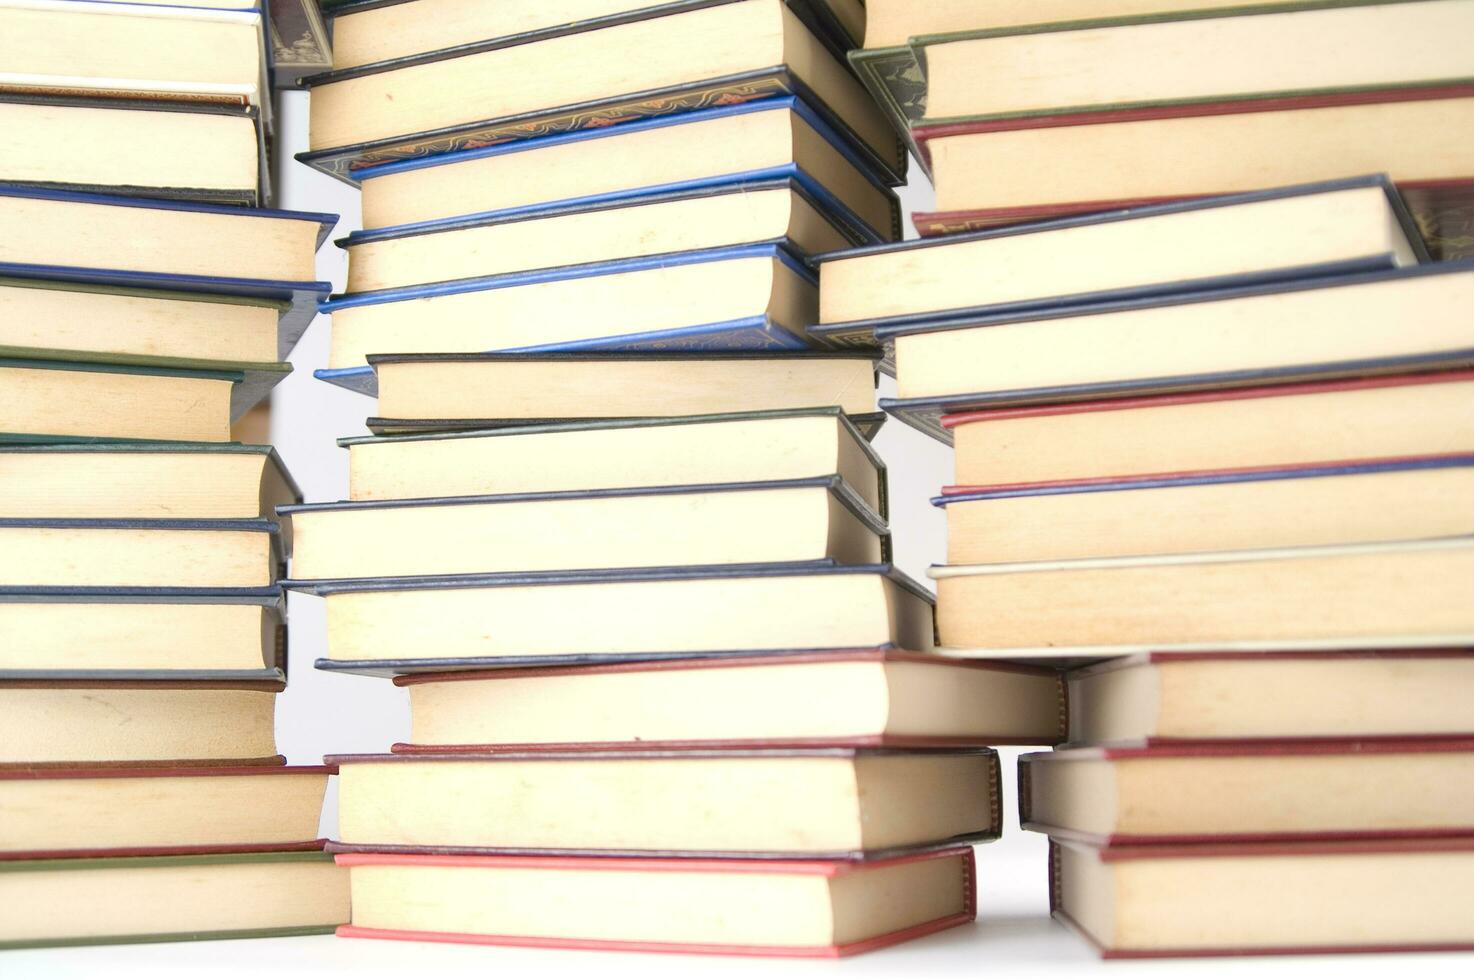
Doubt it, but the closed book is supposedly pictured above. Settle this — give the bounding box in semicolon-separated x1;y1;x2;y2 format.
299;0;904;186
0;848;348;950
1066;650;1474;746
294;562;934;676
0;766;331;859
0;672;285;767
340;407;887;518
0;589;285;674
352;96;900;241
267;0;332;85
281;477;888;582
315;242;819;393
1022;740;1474;845
931;537;1474;654
880;262;1474;444
942;371;1474;484
936;454;1474;565
334;848;973;958
811;175;1424;358
912;83;1474;260
327;747;1000;858
1051;836;1474;957
391;650;1064;751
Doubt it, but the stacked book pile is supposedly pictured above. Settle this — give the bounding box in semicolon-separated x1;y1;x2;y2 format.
287;0;1066;957
813;1;1474;959
849;0;1473;258
0;4;347;950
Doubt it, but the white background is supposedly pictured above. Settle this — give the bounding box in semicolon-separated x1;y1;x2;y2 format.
7;93;1471;978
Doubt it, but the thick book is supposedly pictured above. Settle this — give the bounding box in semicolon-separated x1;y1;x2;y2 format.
811;175;1425;359
334;847;974;958
912;82;1474;260
352;95;900;240
299;0;905;186
1022;739;1474;846
931;536;1474;653
1066;650;1474;746
1050;836;1474;957
0;588;286;674
942;371;1474;484
340;407;887;518
296;562;935;676
0;847;348;950
316;242;819;394
327;747;1001;858
364;350;878;426
281;476;888;582
0;672;285;767
935;454;1474;565
391;650;1064;751
879;262;1474;444
0;765;332;859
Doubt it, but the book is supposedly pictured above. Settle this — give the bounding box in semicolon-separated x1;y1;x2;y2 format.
299;0;904;185
812;176;1425;353
0;765;331;858
0;673;284;766
365;351;878;426
931;536;1474;653
1022;740;1474;846
334;848;973;957
935;454;1474;565
879;263;1474;444
340;179;880;296
328;747;1000;857
943;372;1474;484
322;0;864;73
0;0;265;107
0;442;300;520
341;408;887;518
914;1;1474;127
0;517;280;591
282;477;888;582
391;651;1064;751
352;96;900;240
1067;651;1474;746
0;848;349;950
295;563;935;675
0;590;285;673
1;94;262;206
1050;836;1474;956
912;84;1474;259
267;0;332;86
316;243;819;392
0;352;289;443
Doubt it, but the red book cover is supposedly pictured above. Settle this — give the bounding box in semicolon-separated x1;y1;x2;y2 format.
335;848;977;958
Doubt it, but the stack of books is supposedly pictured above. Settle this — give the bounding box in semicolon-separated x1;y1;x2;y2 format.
288;0;1070;957
819;5;1474;954
0;10;348;950
849;0;1474;259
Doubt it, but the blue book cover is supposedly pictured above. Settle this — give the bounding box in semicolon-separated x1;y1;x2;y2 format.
316;241;819;395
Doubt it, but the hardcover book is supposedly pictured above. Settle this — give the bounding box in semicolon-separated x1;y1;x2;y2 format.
295;562;935;675
0;765;332;859
334;848;974;958
280;476;889;582
1050;836;1474;957
391;650;1064;751
327;747;1001;858
267;0;332;86
0;848;349;950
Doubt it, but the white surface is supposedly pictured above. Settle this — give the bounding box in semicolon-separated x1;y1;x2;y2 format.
6;93;1469;977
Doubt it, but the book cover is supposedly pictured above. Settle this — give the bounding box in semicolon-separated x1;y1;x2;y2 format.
366;410;889;440
848;46;928;171
333;846;976;958
878;261;1474;445
268;0;332;86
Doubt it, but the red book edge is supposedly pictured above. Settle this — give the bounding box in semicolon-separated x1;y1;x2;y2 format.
335;847;975;958
2;755;289;770
326;746;999;765
1;839;330;862
1033;737;1474;761
0;764;335;781
1028;821;1474;849
390;734;1043;753
1065;649;1474;679
939;369;1474;429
